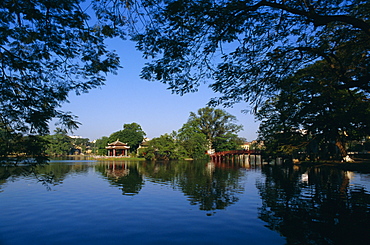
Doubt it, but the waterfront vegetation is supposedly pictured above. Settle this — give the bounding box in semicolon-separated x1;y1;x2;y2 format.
33;107;245;161
1;1;370;165
1;2;370;244
122;0;370;163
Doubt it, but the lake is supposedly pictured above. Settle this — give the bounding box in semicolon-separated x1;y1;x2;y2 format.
1;159;370;245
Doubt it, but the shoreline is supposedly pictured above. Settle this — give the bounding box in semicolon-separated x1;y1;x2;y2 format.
295;158;370;173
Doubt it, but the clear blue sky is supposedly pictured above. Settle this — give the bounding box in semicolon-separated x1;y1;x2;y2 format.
52;38;260;141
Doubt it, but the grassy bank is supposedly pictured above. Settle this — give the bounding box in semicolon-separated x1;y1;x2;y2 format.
89;156;147;161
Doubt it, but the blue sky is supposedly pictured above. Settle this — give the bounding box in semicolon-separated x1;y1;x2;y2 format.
52;38;260;141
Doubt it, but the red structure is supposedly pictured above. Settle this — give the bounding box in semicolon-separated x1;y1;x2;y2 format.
106;140;130;157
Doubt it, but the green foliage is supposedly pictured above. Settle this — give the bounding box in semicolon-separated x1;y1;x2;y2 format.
183;107;243;152
256;60;370;160
0;0;121;163
213;133;245;153
108;123;146;153
141;133;185;160
125;0;370;108
43;128;72;156
1;0;120;135
176;124;209;160
70;137;91;155
102;0;370;159
0;125;48;164
95;136;110;156
141;107;245;160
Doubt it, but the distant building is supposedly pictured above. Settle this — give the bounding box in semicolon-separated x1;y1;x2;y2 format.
106;140;130;156
69;135;83;139
241;142;250;150
240;141;264;150
137;138;150;153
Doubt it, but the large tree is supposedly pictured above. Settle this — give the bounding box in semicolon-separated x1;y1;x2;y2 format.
0;0;121;162
257;60;370;160
101;0;370;159
182;107;243;152
141;133;185;160
108;122;146;153
118;0;370;108
95;136;110;155
1;0;120;136
176;123;209;159
43;128;73;157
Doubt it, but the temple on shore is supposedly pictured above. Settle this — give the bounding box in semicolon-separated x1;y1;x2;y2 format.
106;140;130;156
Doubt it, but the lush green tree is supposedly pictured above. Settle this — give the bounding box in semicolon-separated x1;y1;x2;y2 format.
0;126;48;164
213;133;245;152
184;107;243;152
70;137;91;155
142;133;185;160
257;60;370;160
0;0;120;157
256;90;306;157
43;128;72;156
0;0;121;162
176;123;209;159
95;136;110;156
120;0;370;108
0;125;19;160
108;122;146;153
99;0;370;158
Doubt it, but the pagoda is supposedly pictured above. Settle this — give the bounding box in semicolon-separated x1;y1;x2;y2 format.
106;140;130;156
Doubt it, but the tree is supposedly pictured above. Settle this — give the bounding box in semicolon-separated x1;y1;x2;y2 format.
1;0;120;139
70;137;91;155
108;122;146;153
0;125;48;164
122;0;369;109
95;136;110;155
44;128;73;156
141;133;185;160
213;132;245;152
104;0;370;160
176;123;209;159
256;60;370;160
183;107;243;152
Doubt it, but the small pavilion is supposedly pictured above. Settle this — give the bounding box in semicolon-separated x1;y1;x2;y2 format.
106;140;130;157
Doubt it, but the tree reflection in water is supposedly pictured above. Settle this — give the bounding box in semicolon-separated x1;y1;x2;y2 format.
96;161;245;211
176;161;244;211
95;161;144;196
0;162;90;191
257;165;370;245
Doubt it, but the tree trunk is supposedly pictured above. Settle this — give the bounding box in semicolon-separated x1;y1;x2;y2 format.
335;139;353;162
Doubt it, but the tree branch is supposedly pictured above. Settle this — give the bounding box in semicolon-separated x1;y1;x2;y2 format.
242;1;370;36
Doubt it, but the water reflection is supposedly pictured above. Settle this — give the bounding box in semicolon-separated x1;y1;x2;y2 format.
2;159;370;244
95;160;246;210
95;161;144;196
0;162;92;191
176;161;244;210
257;164;370;245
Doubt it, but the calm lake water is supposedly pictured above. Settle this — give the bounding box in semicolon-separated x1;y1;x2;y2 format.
1;159;370;245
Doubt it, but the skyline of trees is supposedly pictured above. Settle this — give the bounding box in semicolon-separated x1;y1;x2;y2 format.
42;107;246;158
139;107;245;160
1;1;369;162
105;0;370;161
